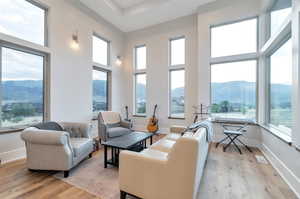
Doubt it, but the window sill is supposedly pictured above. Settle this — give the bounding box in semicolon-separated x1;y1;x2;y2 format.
133;115;146;118
0;127;25;134
168;117;185;120
211;117;257;125
259;124;292;145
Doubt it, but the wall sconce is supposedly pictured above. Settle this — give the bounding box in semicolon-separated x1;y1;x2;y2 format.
71;32;79;50
116;55;122;66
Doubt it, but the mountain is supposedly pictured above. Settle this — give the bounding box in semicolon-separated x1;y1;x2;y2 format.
211;81;291;107
93;80;107;96
0;80;292;108
211;81;256;105
2;80;43;102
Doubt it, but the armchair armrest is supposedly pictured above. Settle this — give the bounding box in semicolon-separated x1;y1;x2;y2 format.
21;128;70;145
59;122;92;138
119;151;167;194
98;122;108;142
120;120;132;129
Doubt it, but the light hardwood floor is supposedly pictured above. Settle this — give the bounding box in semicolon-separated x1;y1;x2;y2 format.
198;144;297;199
0;143;297;199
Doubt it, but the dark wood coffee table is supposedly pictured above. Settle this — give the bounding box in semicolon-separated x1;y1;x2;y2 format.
102;132;153;168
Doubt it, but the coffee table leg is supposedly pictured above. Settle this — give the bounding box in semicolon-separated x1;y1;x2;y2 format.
104;145;107;168
150;136;153;145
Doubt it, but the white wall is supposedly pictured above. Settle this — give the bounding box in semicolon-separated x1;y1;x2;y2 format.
0;0;125;163
123;15;199;132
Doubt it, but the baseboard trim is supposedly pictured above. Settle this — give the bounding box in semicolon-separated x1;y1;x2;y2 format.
0;147;26;164
261;144;300;198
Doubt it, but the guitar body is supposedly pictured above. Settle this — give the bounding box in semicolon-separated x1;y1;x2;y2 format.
147;105;159;133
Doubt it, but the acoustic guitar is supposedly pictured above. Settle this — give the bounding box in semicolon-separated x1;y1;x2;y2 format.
147;104;159;133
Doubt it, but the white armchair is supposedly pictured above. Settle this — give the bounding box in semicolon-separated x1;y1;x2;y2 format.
21;122;94;177
119;128;209;199
98;111;132;142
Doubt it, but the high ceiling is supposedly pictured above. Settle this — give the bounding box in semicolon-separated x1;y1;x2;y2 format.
112;0;148;9
78;0;215;32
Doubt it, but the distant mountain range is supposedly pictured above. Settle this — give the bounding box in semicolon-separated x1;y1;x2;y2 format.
1;80;292;107
2;80;43;102
212;81;291;107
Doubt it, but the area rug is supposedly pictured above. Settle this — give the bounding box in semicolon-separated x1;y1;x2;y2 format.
54;148;135;199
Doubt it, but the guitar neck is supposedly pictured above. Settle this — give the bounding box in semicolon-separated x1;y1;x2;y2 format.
152;105;157;117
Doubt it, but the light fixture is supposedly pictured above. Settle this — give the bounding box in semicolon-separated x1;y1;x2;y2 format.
116;55;122;66
71;31;79;50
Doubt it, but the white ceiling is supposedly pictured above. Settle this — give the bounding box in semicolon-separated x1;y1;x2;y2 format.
78;0;216;32
112;0;147;9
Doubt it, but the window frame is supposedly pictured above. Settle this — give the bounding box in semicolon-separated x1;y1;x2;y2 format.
209;17;259;121
134;72;147;117
168;68;185;119
92;66;111;114
133;44;147;117
134;44;147;70
0;0;48;47
265;36;292;135
92;33;111;67
259;0;293;138
0;41;49;132
169;36;186;67
210;16;259;59
168;36;186;119
210;59;258;121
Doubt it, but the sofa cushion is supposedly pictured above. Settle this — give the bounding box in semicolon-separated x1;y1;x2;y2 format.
70;138;93;158
107;127;131;138
149;139;176;153
165;133;181;141
140;149;168;160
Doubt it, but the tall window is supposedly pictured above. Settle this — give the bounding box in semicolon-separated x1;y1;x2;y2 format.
211;18;257;58
0;0;46;46
211;61;257;119
169;37;185;118
134;45;147;115
93;68;109;113
135;73;147;115
269;0;292;38
269;39;292;135
170;37;185;66
135;45;146;70
93;35;110;66
210;18;258;120
0;46;45;129
170;69;185;118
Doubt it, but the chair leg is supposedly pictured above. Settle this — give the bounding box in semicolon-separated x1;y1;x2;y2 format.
64;171;69;178
120;191;127;199
216;136;229;148
236;138;253;153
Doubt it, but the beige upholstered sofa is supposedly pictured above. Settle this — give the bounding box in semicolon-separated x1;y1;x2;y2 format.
98;111;132;142
119;128;209;199
21;122;93;178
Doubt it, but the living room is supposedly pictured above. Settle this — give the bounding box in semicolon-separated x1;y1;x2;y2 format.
0;0;299;198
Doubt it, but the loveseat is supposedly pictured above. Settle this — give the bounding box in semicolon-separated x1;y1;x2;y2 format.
119;127;210;199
